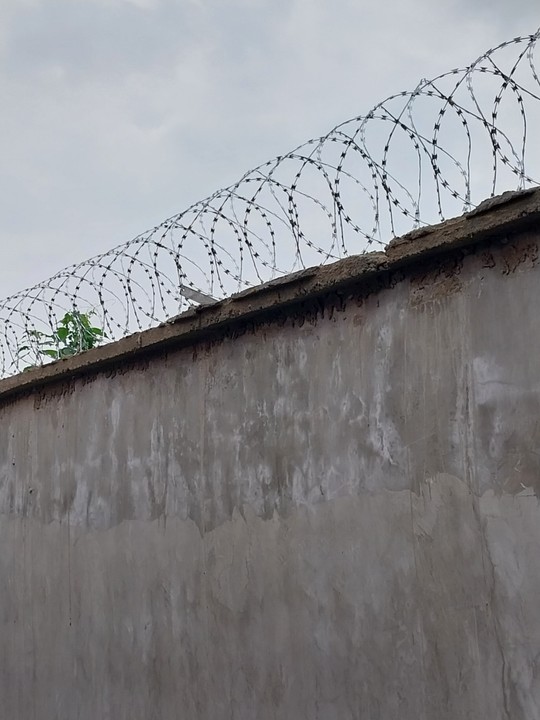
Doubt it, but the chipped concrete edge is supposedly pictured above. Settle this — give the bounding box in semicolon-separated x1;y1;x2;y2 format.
1;187;539;402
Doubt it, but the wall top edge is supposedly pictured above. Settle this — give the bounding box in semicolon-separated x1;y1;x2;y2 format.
1;187;539;402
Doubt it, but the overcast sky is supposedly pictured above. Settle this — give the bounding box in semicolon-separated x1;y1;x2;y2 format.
0;0;538;297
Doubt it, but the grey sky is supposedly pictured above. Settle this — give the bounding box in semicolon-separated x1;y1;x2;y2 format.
0;0;538;297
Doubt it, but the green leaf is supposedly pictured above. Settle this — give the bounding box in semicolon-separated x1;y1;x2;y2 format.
20;308;106;364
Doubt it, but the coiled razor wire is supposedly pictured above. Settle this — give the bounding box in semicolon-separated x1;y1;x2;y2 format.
1;29;540;376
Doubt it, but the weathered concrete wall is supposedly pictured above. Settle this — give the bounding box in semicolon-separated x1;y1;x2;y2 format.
2;190;540;718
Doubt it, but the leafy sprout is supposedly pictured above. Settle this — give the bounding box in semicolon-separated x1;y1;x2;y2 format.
18;311;107;370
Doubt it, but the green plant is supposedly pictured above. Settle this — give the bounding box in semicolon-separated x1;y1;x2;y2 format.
19;311;106;367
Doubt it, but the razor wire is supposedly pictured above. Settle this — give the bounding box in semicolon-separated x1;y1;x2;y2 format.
1;29;539;376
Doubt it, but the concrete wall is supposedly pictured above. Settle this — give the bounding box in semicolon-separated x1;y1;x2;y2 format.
2;191;540;718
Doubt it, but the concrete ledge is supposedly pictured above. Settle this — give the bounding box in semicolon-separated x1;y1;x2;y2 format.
1;187;539;403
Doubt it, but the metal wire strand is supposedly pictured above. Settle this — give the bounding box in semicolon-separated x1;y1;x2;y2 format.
1;29;539;376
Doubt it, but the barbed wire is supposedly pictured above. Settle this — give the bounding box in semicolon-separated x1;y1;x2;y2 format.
1;29;539;376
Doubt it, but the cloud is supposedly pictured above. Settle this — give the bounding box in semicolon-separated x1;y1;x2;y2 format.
0;0;538;296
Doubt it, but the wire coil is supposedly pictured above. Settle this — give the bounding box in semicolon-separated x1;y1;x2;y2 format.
1;30;539;376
